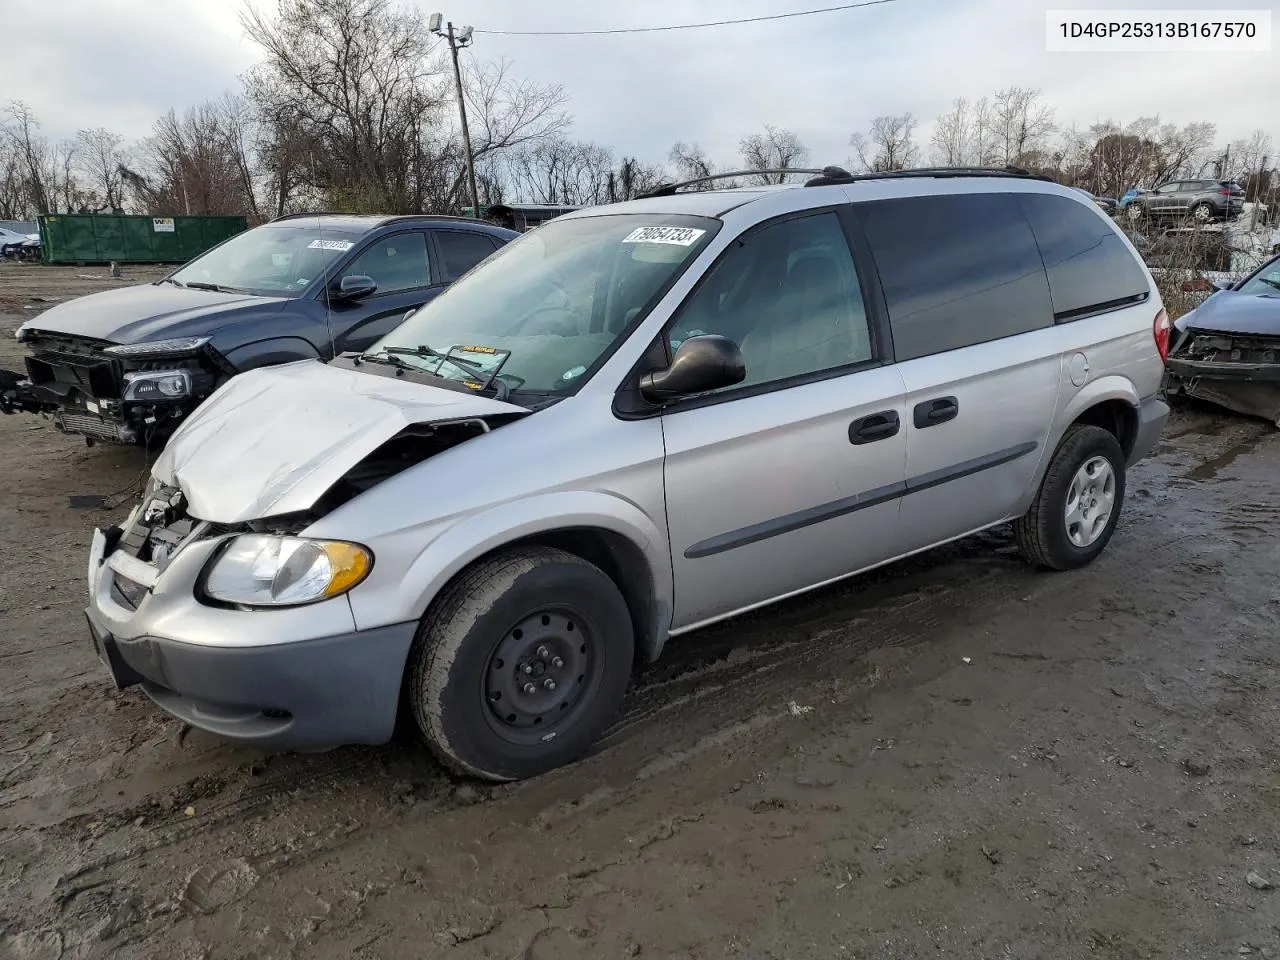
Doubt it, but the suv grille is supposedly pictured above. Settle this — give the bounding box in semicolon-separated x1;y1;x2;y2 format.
24;332;122;399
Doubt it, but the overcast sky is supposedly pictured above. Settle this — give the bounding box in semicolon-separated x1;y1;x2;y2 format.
8;0;1279;167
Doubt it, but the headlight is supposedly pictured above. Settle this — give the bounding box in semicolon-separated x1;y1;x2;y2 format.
123;370;191;401
203;535;373;607
104;336;210;358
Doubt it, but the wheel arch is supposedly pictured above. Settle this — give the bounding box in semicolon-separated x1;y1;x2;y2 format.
1014;377;1141;516
379;493;675;667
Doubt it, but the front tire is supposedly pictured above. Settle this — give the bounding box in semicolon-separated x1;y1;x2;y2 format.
407;547;634;782
1015;425;1126;571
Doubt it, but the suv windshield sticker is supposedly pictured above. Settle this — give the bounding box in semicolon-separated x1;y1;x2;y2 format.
621;226;706;246
307;239;355;251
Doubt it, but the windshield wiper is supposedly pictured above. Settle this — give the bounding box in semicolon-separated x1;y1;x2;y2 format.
184;281;245;293
160;277;185;288
366;346;512;400
380;344;490;376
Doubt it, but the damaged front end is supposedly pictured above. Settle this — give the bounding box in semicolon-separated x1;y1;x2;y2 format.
1163;329;1280;426
1;330;234;446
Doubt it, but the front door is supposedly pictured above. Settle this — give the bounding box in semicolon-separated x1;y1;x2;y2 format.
328;230;443;355
659;209;908;630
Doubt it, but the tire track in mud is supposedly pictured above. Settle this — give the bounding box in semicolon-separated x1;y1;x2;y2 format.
9;424;1278;956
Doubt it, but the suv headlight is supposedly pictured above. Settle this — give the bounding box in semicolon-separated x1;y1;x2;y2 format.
203;535;373;607
104;336;211;358
123;370;191;401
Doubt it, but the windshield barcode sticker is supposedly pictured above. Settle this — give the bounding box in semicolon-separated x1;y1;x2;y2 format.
621;226;706;246
308;239;354;251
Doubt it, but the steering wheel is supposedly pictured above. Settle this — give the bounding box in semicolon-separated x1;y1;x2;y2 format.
510;306;578;337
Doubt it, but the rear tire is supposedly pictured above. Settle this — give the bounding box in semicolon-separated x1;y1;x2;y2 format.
1015;425;1126;571
407;546;634;782
1189;202;1214;224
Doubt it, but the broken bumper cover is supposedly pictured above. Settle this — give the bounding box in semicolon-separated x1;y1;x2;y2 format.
85;527;417;751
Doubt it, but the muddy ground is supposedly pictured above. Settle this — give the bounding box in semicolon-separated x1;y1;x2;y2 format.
2;263;1280;960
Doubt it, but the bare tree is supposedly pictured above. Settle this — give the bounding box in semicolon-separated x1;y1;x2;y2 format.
668;141;714;181
738;125;810;183
930;98;972;166
850;113;919;172
243;0;447;213
3;101;54;215
989;87;1056;166
503;137;615;205
76;128;128;211
606;157;665;202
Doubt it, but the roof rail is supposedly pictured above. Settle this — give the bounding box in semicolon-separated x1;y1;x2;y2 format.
269;211;350;221
268;211;489;224
636;169;825;199
805;165;1055;186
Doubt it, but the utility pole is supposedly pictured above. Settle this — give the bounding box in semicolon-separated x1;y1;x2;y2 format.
430;14;480;219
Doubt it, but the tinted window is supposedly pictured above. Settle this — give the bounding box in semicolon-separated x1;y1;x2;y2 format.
346;232;430;294
1020;193;1149;320
666;211;874;390
437;231;498;281
858;193;1052;361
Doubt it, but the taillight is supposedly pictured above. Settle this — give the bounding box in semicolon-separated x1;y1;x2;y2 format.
1153;307;1171;363
1219;188;1232;196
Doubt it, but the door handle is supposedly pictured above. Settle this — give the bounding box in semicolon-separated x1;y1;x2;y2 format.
849;410;900;445
913;396;959;429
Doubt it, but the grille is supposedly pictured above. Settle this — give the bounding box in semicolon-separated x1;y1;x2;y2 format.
25;333;122;399
57;411;125;440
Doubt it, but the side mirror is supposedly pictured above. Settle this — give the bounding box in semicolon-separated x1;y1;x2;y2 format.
335;274;378;301
639;334;745;403
1211;279;1234;292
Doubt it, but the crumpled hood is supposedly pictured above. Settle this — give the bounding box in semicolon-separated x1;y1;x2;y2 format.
1179;290;1280;337
18;283;285;344
152;360;527;524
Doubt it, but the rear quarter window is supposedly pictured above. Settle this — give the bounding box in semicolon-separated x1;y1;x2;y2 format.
1018;193;1150;321
857;192;1053;362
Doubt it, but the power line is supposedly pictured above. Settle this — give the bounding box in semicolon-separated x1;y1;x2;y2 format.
473;0;899;37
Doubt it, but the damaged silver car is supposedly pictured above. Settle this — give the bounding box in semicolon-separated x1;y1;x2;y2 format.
1163;252;1280;426
85;168;1170;781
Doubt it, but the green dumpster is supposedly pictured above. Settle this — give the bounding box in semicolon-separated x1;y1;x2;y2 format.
37;214;248;265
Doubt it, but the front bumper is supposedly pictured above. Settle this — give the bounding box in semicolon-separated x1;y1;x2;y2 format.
86;524;417;751
1162;334;1280;425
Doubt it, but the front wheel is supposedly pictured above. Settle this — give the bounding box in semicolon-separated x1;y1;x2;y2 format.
1014;425;1126;571
407;546;635;782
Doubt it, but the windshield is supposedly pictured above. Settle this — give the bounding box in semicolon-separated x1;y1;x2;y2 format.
1237;260;1280;295
168;222;365;297
367;213;719;396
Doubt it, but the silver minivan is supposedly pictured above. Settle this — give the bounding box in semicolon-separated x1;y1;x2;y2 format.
84;167;1172;782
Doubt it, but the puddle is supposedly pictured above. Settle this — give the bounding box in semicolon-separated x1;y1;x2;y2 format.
1185;436;1264;480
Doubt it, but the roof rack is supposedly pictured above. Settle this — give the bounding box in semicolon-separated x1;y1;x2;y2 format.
804;165;1055;186
636;169;826;199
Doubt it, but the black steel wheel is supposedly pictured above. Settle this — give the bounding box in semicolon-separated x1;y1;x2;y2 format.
407;546;634;781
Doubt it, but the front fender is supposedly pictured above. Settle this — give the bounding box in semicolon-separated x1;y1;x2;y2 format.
221;336;323;371
346;490;674;650
1011;375;1142;516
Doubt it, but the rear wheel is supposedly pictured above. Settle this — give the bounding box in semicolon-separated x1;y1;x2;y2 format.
407;546;634;781
1189;202;1214;224
1015;425;1126;571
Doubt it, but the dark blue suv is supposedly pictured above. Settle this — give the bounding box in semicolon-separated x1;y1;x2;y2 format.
1;214;519;444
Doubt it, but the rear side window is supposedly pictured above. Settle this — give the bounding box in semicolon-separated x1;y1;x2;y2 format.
1019;193;1149;321
437;231;499;281
858;192;1053;362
